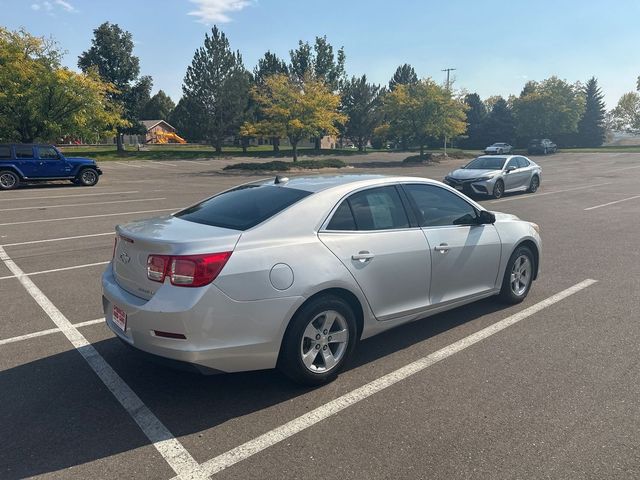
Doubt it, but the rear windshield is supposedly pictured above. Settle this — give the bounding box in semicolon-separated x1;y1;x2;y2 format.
174;184;312;230
464;156;506;170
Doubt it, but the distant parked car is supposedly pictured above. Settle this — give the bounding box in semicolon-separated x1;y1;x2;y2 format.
444;154;542;199
484;142;513;154
528;139;557;155
0;144;102;190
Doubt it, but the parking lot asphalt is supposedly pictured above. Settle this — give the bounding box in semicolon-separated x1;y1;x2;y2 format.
1;152;639;479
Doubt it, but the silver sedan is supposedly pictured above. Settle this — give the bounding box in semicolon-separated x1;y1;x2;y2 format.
444;155;542;199
102;175;541;385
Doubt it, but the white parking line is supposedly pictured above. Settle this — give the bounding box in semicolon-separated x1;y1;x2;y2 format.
0;261;109;281
584;194;640;211
0;197;165;212
114;161;143;168
489;182;612;204
180;160;210;166
608;164;640;173
2;232;113;247
0;190;139;202
0;208;178;226
0;246;208;479
0;318;104;346
190;279;597;477
145;161;178;167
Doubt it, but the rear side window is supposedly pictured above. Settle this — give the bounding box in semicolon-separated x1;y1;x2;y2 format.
335;186;409;231
175;185;312;231
14;146;34;159
517;157;530;168
0;146;10;159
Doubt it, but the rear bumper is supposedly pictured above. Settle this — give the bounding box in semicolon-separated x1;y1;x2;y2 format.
101;264;302;373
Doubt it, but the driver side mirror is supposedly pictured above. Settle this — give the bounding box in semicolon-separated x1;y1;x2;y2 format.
478;210;496;224
506;165;516;172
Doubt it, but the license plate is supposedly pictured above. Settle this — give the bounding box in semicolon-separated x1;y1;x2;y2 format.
112;305;127;332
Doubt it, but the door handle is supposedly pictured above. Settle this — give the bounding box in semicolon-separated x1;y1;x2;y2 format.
434;243;450;253
352;251;374;262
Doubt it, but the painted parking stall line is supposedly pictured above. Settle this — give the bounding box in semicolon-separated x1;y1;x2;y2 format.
0;197;166;212
2;232;114;247
0;207;179;226
0;318;104;346
189;279;597;477
584;194;640;211
0;190;140;202
0;246;208;480
0;261;110;281
488;182;612;204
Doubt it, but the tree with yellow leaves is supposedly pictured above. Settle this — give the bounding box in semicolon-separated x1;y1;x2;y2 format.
379;79;467;158
243;74;346;161
0;27;126;143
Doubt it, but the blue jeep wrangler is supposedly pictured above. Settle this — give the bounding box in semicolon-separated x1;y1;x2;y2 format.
0;144;102;190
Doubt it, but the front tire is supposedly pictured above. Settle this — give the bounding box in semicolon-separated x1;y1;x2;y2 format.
492;179;504;199
278;295;357;386
528;175;540;193
498;246;534;304
77;168;99;186
0;170;19;190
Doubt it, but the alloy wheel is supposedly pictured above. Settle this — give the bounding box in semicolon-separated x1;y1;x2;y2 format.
0;172;17;189
510;255;531;296
300;310;349;373
81;170;97;185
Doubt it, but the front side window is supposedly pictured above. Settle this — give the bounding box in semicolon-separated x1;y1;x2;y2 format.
14;145;34;159
38;146;60;159
506;158;519;169
517;157;530;168
404;184;478;227
327;186;409;231
174;184;312;231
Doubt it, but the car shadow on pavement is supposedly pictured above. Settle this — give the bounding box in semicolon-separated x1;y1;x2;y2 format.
0;297;508;479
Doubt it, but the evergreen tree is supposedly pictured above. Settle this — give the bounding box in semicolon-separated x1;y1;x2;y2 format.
181;26;250;153
388;64;418;91
463;93;487;148
140;90;175;121
483;97;516;145
577;77;606;147
340;75;383;151
78;22;152;151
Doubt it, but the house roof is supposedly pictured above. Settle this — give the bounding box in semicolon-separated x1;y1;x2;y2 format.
140;120;175;131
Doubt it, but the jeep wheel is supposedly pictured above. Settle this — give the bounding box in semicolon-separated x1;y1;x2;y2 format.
77;168;99;187
0;170;19;190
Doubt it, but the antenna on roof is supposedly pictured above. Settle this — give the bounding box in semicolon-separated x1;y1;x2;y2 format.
274;175;289;184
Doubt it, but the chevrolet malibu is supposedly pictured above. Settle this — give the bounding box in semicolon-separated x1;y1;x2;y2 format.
102;175;541;385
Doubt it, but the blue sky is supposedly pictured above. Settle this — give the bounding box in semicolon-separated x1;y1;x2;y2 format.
2;0;639;108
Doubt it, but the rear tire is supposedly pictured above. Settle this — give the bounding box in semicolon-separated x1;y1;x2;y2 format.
498;246;535;304
492;179;504;199
278;295;357;386
77;168;99;186
0;170;19;190
528;175;540;193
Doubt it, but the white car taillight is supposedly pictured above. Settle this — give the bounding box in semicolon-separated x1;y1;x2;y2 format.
147;252;232;287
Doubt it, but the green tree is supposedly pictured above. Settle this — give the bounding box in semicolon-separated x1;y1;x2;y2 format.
253;51;289;151
577;77;606;147
340;75;383;151
243;74;346;161
388;64;418;91
512;77;585;144
140;90;175;121
482;97;516;145
168;96;206;143
78;22;152;151
462;93;487;148
181;26;250;153
612;92;640;134
381;79;467;158
0;27;124;143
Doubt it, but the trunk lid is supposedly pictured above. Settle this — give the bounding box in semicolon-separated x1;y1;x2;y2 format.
113;215;241;300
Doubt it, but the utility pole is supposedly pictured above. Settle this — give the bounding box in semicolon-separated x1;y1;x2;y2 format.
442;67;456;156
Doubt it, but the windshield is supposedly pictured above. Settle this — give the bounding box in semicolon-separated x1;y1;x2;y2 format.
464;157;506;170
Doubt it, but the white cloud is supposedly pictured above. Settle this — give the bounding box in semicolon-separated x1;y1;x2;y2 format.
188;0;252;23
30;0;76;13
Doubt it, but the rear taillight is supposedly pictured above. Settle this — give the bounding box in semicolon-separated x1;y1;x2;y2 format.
146;252;232;287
